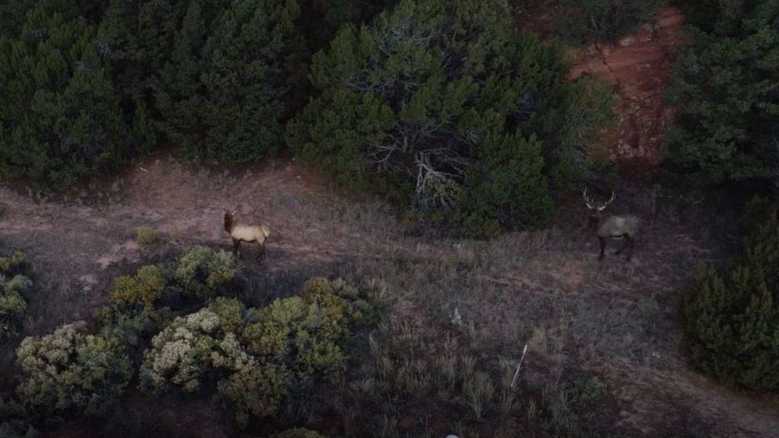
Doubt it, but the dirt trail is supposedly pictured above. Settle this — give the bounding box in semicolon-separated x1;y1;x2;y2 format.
1;157;778;437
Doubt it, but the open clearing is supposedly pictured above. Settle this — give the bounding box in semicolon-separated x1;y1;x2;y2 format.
1;154;778;437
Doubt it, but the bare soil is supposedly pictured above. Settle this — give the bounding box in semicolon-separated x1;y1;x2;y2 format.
1;153;778;437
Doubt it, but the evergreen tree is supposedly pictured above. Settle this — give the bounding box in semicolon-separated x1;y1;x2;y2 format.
683;197;779;391
0;3;131;186
289;0;611;234
100;0;303;163
555;0;666;43
666;0;779;185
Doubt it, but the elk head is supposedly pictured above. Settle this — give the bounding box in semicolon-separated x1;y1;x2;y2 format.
582;186;615;229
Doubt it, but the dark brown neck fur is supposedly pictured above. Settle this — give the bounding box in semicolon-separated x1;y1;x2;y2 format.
224;212;234;233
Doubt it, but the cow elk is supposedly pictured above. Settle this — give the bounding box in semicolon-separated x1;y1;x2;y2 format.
583;187;640;261
223;209;271;260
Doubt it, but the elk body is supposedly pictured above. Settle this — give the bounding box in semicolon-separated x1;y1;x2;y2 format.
223;210;270;260
583;188;640;261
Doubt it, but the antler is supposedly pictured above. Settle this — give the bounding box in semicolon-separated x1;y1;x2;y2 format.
597;191;616;211
582;186;595;209
583;186;616;211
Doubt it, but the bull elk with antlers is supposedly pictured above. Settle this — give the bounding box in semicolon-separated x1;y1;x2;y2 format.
583;187;640;261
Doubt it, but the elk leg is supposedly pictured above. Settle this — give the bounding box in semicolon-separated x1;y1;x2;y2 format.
598;236;606;261
625;235;634;261
232;239;241;258
257;242;265;260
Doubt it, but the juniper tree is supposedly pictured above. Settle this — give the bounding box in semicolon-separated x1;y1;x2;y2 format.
0;3;131;186
289;0;612;234
683;197;779;391
555;0;666;43
666;0;779;185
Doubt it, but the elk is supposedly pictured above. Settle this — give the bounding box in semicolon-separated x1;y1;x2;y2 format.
583;187;640;261
223;210;271;260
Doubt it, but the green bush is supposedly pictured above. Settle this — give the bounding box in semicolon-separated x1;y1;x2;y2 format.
110;265;166;310
665;1;779;185
139;278;373;427
139;298;287;427
135;227;161;247
16;322;132;416
0;1;142;187
139;303;242;394
0;251;32;339
682;197;779;391
242;277;373;378
289;0;612;234
0;251;27;274
555;0;665;43
174;246;237;298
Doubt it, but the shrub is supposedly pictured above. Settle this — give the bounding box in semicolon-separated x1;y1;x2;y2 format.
555;0;666;43
139;297;288;426
242;277;372;379
139;306;239;394
0;275;31;339
289;0;611;234
0;251;32;339
0;251;27;275
16;322;132;417
0;2;141;187
135;227;161;246
139;278;373;427
174;246;237;298
110;265;166;309
216;360;288;427
665;1;779;185
682;197;779;391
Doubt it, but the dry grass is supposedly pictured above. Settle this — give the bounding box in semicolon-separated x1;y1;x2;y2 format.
0;156;775;437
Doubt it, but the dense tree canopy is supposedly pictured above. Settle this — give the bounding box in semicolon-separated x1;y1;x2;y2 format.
289;0;612;234
666;0;779;185
0;1;136;186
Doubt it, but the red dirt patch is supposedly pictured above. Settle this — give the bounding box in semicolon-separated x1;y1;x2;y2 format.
567;7;687;169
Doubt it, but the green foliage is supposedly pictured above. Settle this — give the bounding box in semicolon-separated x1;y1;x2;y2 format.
682;197;779;391
289;0;611;234
243;277;374;378
0;2;140;187
100;0;304;163
16;322;132;417
0;421;37;438
297;0;397;51
135;226;161;246
110;265;166;309
666;1;779;185
0;251;28;276
174;246;237;298
139;302;248;394
139;277;373;427
555;0;665;43
217;360;288;427
0;251;32;339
